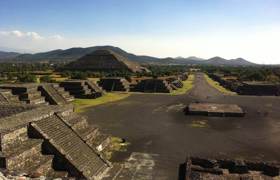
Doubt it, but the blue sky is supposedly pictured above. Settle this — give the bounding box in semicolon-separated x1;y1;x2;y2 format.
0;0;280;64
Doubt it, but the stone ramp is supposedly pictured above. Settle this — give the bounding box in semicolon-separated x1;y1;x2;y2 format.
39;84;73;105
30;114;110;179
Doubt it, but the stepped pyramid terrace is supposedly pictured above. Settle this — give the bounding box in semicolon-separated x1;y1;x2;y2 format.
0;72;280;179
64;49;150;73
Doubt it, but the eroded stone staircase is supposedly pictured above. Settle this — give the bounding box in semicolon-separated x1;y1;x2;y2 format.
60;80;103;99
0;103;114;179
0;124;67;178
38;83;74;105
30;114;110;179
0;84;47;105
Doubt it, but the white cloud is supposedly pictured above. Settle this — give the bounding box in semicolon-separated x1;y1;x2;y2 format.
0;28;280;64
0;30;45;40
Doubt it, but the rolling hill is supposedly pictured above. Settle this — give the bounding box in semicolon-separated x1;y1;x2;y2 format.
0;46;257;66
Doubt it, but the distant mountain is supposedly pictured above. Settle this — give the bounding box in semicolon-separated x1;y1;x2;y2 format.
0;51;21;60
205;56;256;66
0;46;257;66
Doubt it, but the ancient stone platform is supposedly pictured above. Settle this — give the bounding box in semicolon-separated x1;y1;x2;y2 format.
183;157;280;180
186;103;245;117
60;80;103;98
98;78;130;92
0;103;117;179
132;78;173;93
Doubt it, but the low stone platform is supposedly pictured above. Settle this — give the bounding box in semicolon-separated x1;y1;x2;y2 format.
183;157;280;180
186;103;245;117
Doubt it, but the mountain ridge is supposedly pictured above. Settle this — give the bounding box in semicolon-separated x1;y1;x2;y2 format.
0;46;257;66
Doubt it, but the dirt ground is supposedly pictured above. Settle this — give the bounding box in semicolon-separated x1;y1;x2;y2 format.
83;73;280;179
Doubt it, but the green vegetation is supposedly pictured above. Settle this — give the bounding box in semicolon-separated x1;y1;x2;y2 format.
204;74;236;95
40;75;54;83
73;93;131;113
17;73;37;83
190;120;208;128
171;74;195;95
103;137;130;160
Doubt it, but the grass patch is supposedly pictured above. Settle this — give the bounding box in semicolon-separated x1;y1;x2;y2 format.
103;137;130;160
73;92;130;113
171;74;195;95
204;74;236;95
190;120;208;128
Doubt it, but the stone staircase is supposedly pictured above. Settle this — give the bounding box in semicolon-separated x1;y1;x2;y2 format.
30;114;111;179
0;84;47;105
38;84;74;105
98;78;130;92
57;112;112;157
132;79;173;93
0;89;20;104
0;124;68;178
60;80;103;99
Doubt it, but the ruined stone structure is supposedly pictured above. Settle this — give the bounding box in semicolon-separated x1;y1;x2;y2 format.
179;73;188;81
0;89;20;104
237;82;280;96
60;80;103;99
183;157;280;180
0;103;114;179
165;77;184;90
38;83;74;105
208;73;280;96
98;78;130;92
0;84;47;105
0;83;74;105
186;103;245;117
64;49;149;73
132;78;173;93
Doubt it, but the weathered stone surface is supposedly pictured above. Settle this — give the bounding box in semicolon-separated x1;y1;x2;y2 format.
39;83;74;105
132;78;173;93
63;49;149;73
60;80;103;98
98;78;130;92
30;114;111;179
186;103;245;117
0;89;20;104
0;84;47;105
184;157;280;180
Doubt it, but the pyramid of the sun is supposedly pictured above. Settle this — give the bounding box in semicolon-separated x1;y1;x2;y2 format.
64;49;148;73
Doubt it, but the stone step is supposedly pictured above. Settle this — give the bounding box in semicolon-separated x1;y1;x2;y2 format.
0;125;28;152
20;91;42;99
23;155;54;177
63;115;89;132
30;115;110;179
76;126;100;142
25;97;46;105
0;139;43;171
102;163;123;180
89;134;111;152
46;168;69;179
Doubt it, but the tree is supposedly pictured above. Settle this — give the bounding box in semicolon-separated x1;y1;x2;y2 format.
17;73;37;83
40;75;53;83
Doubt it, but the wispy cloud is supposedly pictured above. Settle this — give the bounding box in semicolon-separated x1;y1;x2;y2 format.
0;28;280;64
